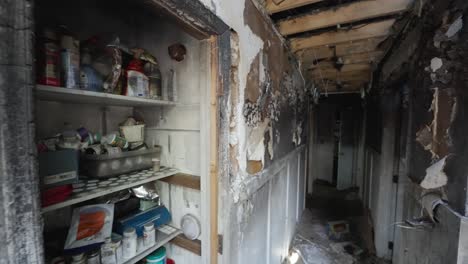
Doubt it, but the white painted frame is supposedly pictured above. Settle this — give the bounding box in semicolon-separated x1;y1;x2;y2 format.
199;39;213;263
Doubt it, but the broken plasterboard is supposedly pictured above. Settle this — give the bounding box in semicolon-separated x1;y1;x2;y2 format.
420;156;448;189
415;88;456;158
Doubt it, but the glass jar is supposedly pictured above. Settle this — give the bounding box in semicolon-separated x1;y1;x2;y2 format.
144;63;162;99
101;237;117;264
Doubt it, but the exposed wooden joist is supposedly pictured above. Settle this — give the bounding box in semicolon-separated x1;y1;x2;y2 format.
316;81;365;94
306;50;384;69
291;19;395;51
279;0;412;35
310;69;371;82
310;63;370;74
266;0;324;14
298;37;386;62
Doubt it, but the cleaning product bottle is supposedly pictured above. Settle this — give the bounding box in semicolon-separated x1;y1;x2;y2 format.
125;59;149;98
80;47;103;92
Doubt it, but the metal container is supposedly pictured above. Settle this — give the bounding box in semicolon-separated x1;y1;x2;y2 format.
80;147;161;179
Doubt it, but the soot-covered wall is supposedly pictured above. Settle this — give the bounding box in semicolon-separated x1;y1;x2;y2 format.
377;0;468;263
196;0;309;263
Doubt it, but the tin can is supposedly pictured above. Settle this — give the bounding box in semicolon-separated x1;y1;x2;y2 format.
103;134;129;149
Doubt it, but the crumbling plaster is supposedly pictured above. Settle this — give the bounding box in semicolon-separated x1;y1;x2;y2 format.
376;0;468;262
196;0;309;263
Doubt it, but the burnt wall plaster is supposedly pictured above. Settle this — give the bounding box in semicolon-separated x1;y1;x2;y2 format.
0;0;44;263
376;0;468;263
196;0;309;263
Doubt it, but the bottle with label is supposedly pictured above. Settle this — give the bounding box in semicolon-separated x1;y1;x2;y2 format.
60;28;80;89
122;227;137;260
143;222;156;248
80;47;103;92
144;63;162;100
125;59;149;98
37;28;61;86
100;237;117;264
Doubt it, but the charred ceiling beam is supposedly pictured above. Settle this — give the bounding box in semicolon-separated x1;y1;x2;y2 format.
297;37;386;61
310;69;371;82
290;19;395;51
278;0;412;36
305;50;384;69
315;81;365;94
266;0;324;14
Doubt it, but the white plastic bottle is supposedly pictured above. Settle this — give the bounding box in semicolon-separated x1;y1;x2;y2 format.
122;227;137;260
143;222;156;248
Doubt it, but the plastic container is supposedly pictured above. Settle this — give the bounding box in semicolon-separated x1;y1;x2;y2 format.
152;158;160;172
70;253;86;264
60;33;80;89
146;247;166;264
122;228;137;260
143;222;156;248
119;124;145;143
102;134;129;149
101;237;117;264
80;147;161;179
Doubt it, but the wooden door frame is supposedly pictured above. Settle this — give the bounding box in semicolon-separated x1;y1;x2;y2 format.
151;2;230;263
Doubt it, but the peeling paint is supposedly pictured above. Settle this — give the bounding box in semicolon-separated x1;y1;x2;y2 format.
420;156;449;189
415;88;455;158
430;57;443;72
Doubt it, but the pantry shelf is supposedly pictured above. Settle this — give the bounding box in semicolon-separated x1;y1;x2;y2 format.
124;225;182;264
36;85;176;107
41;168;179;213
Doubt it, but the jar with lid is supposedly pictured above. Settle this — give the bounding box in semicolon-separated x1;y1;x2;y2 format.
122;227;137;260
143;222;156;248
37;28;61;86
70;253;86;264
87;250;100;264
144;63;162;99
101;237;117;264
111;234;123;264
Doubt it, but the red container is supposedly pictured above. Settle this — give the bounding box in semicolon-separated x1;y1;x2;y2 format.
167;258;175;264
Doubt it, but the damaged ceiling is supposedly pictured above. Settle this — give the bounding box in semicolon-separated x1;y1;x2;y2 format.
265;0;415;94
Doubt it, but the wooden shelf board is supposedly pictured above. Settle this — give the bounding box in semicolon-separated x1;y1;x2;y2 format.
159;173;201;190
170;234;202;256
36;85;176;107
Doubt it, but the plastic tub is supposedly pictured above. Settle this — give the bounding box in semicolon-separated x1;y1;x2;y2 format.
146;247;166;264
120;124;145;143
80;147;161;178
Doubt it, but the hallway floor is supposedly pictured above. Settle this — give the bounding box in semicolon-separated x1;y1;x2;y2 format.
290;182;389;264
